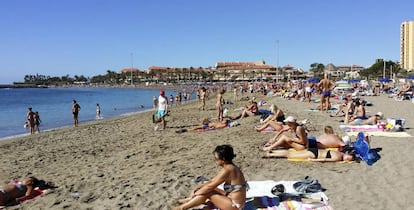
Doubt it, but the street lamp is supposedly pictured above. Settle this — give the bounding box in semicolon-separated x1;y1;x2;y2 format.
130;53;134;85
276;40;279;82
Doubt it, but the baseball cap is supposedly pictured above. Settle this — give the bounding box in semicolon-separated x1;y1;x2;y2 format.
283;116;296;123
160;90;165;96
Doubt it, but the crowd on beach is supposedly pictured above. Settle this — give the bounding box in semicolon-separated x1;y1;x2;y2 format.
168;74;412;210
7;75;412;209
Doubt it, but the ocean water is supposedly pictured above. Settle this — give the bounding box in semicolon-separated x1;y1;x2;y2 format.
0;87;192;139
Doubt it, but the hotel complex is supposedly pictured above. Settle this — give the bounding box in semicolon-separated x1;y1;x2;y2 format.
400;20;414;71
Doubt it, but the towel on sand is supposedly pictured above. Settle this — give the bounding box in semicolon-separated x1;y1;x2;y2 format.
345;131;412;137
196;180;333;210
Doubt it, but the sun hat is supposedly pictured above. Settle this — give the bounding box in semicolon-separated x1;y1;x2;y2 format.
283;116;296;123
160;90;165;96
375;112;383;117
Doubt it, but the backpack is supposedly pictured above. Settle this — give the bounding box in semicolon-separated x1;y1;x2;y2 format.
353;132;381;166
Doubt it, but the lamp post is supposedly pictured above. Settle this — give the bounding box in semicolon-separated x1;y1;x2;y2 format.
130;53;134;85
276;40;279;82
383;60;386;79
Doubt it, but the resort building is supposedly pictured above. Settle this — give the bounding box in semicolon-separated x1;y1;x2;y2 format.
214;60;277;81
324;63;364;79
401;20;414;71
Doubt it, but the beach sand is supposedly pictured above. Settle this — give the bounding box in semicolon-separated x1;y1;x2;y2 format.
1;92;413;210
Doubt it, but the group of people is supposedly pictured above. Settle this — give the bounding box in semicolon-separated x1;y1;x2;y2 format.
25;107;41;134
26;99;82;135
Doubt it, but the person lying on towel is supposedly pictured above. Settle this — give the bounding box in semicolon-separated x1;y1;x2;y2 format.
188;118;230;131
263;148;355;162
0;176;55;206
315;126;346;149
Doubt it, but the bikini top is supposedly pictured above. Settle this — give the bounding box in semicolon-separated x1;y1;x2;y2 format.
223;183;248;193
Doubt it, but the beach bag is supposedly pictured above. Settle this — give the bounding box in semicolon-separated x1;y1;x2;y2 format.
293;176;323;193
353;132;381;166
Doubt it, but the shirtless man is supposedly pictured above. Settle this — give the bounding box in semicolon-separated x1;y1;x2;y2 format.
72;100;81;127
317;74;335;112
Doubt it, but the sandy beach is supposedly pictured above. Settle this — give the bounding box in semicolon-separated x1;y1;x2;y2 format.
1;91;414;210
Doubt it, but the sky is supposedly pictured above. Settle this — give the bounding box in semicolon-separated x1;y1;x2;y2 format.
1;0;413;84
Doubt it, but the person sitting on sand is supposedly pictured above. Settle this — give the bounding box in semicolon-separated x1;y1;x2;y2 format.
330;98;349;117
232;100;259;120
345;111;383;126
262;116;315;151
173;145;247;210
0;176;55;206
349;99;367;121
263;148;355;162
188;118;229;131
316;126;346;149
255;104;285;132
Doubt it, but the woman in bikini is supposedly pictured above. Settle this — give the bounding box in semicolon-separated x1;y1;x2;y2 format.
255;104;285;132
263;148;355;162
0;176;54;206
173;145;247;210
262;116;314;151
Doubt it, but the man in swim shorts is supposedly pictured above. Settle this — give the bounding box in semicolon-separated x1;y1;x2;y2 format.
317;74;335;112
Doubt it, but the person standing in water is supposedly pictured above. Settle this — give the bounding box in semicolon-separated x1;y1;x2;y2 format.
26;107;36;134
72;100;81;127
96;103;101;119
34;111;41;133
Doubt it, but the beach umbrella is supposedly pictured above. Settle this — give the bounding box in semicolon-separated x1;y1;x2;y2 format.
307;77;320;83
348;79;360;83
379;77;391;83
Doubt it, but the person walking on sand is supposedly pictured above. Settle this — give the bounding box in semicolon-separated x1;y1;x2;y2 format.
199;87;206;111
216;89;225;121
26;107;36;134
317;74;335;112
155;90;168;130
34;111;41;133
72;100;81;127
173;145;247;210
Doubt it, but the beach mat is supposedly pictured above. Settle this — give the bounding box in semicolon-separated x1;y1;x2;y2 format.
247;180;332;210
286;148;353;163
198;180;332;210
345;131;412;137
339;124;384;132
304;109;336;113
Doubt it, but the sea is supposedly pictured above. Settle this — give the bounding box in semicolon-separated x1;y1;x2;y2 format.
0;87;194;139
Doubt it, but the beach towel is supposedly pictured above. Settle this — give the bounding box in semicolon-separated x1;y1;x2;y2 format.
339;124;384;132
245;180;332;210
345;131;412;137
197;180;332;210
286;148;353;163
304;109;336;113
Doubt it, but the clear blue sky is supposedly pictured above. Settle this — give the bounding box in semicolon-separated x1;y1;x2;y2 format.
1;0;413;84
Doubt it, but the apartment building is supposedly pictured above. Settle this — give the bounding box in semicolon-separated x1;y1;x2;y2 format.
401;21;414;71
